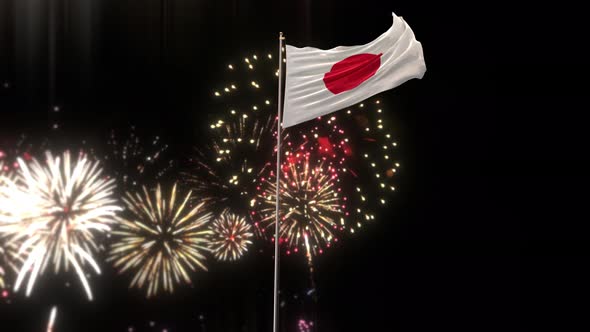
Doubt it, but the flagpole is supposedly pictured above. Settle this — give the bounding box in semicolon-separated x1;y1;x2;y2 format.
273;31;285;332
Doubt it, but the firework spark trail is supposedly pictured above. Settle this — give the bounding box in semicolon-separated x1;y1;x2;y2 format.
108;183;212;297
0;161;16;288
0;151;121;300
303;233;316;289
0;241;22;289
209;212;253;261
46;306;58;332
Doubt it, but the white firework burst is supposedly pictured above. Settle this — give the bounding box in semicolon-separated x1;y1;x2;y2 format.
108;183;212;298
0;151;121;300
209;212;253;262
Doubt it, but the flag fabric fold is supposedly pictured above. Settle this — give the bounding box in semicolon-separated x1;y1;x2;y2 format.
282;12;426;128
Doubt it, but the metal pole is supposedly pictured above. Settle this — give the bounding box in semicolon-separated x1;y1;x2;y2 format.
273;31;285;332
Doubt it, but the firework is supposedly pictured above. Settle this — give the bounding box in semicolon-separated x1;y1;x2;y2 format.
209;212;253;261
108;183;212;297
104;126;175;190
298;319;313;332
330;102;401;233
284;103;401;236
185;113;277;219
195;49;402;256
254;155;345;256
0;151;121;300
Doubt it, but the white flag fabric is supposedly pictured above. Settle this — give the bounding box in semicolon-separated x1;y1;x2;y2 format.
283;12;426;128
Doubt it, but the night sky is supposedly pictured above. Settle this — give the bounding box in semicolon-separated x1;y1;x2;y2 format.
2;0;583;331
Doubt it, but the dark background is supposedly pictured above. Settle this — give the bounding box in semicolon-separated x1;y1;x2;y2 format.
1;0;584;331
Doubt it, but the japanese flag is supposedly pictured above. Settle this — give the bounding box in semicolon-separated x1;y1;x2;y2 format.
283;12;426;128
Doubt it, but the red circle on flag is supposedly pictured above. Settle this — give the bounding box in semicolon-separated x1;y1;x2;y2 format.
323;53;383;94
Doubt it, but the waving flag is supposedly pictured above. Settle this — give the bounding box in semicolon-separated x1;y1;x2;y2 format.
282;12;426;128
